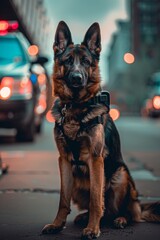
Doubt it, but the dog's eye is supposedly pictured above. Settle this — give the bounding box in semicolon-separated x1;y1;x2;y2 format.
82;58;90;67
64;57;73;65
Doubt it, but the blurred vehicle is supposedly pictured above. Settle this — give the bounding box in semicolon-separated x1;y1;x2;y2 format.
110;104;120;121
142;72;160;118
0;20;48;141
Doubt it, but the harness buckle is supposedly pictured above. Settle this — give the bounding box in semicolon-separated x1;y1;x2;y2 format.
99;91;110;108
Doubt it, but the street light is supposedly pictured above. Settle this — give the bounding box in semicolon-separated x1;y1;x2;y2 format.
123;52;135;64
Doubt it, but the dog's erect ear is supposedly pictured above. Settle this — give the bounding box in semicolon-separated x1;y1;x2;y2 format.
53;21;73;55
82;22;101;57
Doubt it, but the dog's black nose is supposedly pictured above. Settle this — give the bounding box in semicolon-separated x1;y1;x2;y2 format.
70;73;83;87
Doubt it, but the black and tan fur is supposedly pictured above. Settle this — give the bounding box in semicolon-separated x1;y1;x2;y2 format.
42;21;160;239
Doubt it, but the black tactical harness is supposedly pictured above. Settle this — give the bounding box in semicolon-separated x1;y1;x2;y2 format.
56;91;110;167
59;91;110;128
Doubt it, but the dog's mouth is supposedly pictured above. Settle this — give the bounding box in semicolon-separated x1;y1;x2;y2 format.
71;82;85;89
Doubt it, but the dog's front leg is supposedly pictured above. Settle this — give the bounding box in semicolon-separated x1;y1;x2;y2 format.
82;156;104;239
42;156;73;234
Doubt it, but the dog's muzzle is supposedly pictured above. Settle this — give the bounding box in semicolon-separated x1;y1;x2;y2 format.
69;72;85;88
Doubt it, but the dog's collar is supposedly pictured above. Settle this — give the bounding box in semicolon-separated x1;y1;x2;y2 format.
61;91;110;112
57;91;110;126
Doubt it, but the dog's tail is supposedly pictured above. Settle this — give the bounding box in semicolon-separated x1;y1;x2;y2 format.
141;202;160;222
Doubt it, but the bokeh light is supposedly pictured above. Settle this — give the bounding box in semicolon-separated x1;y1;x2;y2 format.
0;87;11;99
153;96;160;109
38;73;46;85
28;45;39;56
110;108;120;121
46;110;55;123
0;21;9;31
123;53;135;64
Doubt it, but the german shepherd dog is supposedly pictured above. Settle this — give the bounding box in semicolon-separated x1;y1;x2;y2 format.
42;21;160;239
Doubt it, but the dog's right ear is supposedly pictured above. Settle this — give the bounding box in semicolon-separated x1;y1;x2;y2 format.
53;21;73;56
82;22;101;57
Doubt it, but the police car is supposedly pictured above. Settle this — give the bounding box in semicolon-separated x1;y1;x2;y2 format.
0;20;48;141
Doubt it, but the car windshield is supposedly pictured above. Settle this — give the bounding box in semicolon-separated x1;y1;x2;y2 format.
0;37;27;64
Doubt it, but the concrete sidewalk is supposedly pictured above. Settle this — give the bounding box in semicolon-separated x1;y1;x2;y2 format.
0;151;160;240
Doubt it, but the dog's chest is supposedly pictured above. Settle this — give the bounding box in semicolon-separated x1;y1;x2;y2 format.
62;109;81;140
63;119;80;140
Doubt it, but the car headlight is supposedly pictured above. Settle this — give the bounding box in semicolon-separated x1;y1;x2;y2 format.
0;76;33;100
153;96;160;109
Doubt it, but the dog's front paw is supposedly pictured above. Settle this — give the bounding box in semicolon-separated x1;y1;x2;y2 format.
41;223;64;234
81;227;100;239
113;217;127;229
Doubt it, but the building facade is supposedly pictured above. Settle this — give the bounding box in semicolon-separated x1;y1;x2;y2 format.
107;20;135;112
10;0;53;58
108;0;160;113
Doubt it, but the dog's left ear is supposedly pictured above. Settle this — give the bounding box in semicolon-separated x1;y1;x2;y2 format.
53;21;73;56
82;22;101;57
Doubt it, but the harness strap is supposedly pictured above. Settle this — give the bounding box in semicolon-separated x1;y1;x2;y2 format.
57;114;104;132
59;91;110;112
81;115;104;130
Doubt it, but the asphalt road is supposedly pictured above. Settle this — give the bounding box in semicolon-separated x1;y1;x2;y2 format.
0;116;160;240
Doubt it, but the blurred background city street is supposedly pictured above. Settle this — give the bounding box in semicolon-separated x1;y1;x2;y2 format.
0;0;160;239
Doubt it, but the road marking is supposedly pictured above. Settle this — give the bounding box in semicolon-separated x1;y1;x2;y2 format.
0;188;60;194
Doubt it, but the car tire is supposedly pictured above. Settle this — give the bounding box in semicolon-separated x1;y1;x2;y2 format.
16;117;35;142
36;123;42;134
149;112;158;119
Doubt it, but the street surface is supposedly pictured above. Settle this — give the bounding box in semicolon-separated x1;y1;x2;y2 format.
0;117;160;240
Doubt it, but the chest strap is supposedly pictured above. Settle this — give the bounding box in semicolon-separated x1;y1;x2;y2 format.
81;114;104;130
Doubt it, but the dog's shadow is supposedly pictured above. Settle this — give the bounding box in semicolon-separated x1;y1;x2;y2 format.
40;221;160;240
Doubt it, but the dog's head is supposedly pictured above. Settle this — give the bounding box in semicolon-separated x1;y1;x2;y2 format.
53;21;101;102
